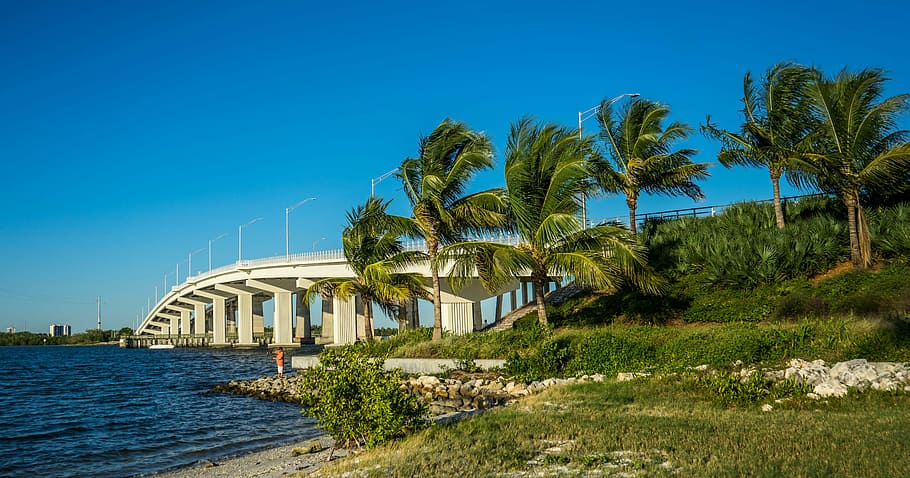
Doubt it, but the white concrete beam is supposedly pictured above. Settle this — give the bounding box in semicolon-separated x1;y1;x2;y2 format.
246;278;297;294
296;278;316;289
193;289;234;300
215;283;260;296
166;304;194;313
178;296;212;307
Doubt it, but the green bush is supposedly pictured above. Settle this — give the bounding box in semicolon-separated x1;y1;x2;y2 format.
564;331;656;376
643;199;848;289
773;264;910;320
869;202;910;262
695;371;812;406
299;348;428;448
506;336;570;382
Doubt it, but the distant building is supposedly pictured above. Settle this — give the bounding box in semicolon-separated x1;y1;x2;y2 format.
5;326;14;334
49;324;71;337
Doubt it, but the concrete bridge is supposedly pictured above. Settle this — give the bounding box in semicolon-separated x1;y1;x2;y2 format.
133;238;552;347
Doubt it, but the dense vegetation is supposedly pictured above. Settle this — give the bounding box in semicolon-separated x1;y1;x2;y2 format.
0;328;132;346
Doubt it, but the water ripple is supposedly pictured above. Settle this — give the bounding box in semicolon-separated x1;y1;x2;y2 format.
0;345;317;477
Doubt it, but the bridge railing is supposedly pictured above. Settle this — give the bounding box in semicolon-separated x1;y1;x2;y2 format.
586;193;827;228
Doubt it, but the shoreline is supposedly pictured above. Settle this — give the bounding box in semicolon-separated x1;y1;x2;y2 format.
150;434;342;478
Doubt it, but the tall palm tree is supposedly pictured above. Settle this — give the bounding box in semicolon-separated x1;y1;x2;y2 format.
701;62;815;229
594;97;709;234
303;197;426;342
803;67;910;268
441;119;662;327
399;119;506;340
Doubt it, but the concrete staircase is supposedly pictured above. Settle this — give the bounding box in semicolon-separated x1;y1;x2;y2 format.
485;283;588;332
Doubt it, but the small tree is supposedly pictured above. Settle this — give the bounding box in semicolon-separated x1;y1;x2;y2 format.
299;348;428;449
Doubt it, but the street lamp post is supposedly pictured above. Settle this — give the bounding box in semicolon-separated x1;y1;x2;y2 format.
313;236;326;251
285;197;317;260
188;247;205;278
577;92;640;227
238;217;264;262
371;168;398;197
208;232;228;271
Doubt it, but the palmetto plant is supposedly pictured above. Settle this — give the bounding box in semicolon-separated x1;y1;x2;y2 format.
303;197;427;342
642;200;848;289
441;118;662;327
399;118;507;340
803;67;910;268
594;97;710;234
701;62;816;229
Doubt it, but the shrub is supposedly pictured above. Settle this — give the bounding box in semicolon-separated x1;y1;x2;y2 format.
643;199;848;289
696;371;812;406
299;348;428;448
869;202;910;262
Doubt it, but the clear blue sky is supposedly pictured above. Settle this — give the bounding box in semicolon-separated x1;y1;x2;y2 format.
2;0;908;333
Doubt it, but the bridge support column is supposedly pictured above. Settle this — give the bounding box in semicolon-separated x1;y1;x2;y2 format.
245;279;298;347
179;310;190;335
333;294;357;345
442;302;474;336
295;293;312;343
510;289;517;311
195;290;233;346
212;297;226;344
193;304;206;335
253;299;265;339
272;291;294;346
237;293;254;345
321;291;334;344
398;297;419;332
494;294;503;323
226;302;237;338
215;284;260;347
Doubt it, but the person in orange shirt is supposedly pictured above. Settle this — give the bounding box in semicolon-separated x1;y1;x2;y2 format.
272;347;285;377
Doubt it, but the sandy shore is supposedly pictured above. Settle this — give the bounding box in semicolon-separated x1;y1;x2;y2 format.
151;435;346;478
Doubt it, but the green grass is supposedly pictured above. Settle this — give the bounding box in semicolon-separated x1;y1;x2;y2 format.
312;377;910;477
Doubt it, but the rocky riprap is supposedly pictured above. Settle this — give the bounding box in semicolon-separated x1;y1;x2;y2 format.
765;358;910;398
211;373;606;415
211;375;308;403
400;374;604;415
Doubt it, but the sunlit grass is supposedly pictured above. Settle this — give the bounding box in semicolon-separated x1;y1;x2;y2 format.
309;377;910;477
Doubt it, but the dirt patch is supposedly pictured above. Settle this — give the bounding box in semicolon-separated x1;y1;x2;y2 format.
809;262;855;285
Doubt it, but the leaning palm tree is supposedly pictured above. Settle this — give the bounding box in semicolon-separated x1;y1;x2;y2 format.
594;97;709;234
441;118;662;328
803;67;910;268
399;119;507;340
303;197;426;342
701;62;815;229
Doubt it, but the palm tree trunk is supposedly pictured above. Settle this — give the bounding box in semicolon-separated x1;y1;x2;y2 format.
627;195;639;235
533;277;548;328
857;202;873;268
363;299;374;342
428;237;443;341
844;192;863;268
771;171;785;229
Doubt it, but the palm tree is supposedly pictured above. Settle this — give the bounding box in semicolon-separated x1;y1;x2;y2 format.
303;197;426;342
441;118;662;327
803;67;910;268
594;97;709;234
399;119;506;340
701;62;815;229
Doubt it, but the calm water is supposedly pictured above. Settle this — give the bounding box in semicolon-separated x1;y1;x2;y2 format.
0;345;320;478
